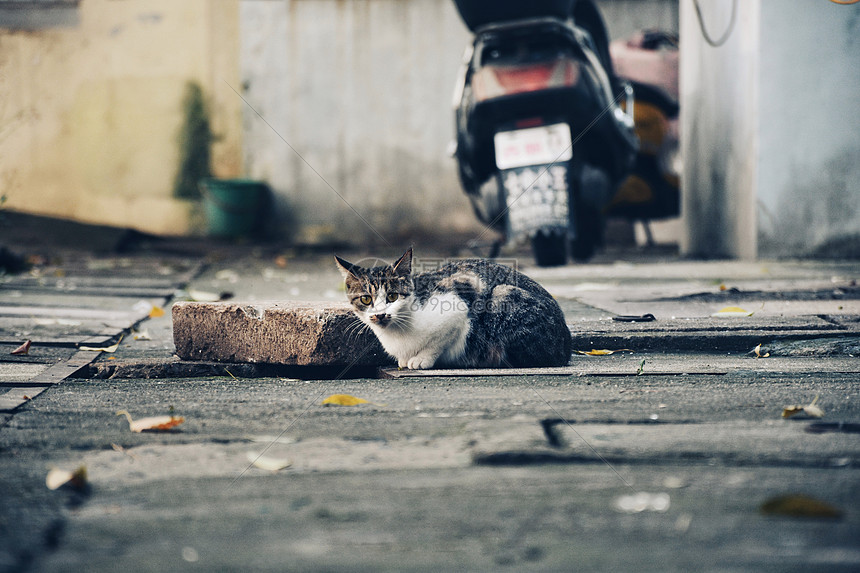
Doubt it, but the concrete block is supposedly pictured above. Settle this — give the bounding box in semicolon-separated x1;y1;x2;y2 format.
172;301;391;366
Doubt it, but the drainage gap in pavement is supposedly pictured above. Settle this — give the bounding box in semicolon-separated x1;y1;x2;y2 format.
75;358;383;381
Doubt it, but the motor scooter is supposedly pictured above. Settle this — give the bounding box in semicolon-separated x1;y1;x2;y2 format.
451;0;638;265
606;30;681;240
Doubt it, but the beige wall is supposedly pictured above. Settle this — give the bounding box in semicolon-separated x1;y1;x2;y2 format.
0;0;241;235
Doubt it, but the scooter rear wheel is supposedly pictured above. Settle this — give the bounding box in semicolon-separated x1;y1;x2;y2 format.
570;204;602;262
531;230;568;267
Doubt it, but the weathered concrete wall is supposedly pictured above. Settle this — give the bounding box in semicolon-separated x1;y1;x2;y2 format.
756;1;860;258
0;0;678;242
239;0;475;245
240;0;679;246
0;0;242;236
681;0;860;259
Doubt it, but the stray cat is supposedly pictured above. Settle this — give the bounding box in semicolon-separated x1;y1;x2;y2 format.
335;247;571;369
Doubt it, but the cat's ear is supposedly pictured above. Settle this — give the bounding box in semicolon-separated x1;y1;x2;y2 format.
392;247;413;277
334;255;360;279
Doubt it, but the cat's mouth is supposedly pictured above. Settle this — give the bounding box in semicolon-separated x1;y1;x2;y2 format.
369;313;391;327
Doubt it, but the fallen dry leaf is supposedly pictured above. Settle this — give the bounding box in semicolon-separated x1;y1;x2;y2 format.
116;410;185;432
132;300;158;316
149;306;165;318
247;451;291;472
187;289;221;302
614;492;671;514
802;403;825;418
782;405;804;418
782;394;824;419
247;434;297;445
760;494;843;519
46;465;87;491
11;340;31;355
752;344;770;358
712;306;753;317
322;394;370;407
574;349;633;356
80;336;122;353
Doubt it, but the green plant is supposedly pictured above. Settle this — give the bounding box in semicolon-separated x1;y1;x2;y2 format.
173;81;213;200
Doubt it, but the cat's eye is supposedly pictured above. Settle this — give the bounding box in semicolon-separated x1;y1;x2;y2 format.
359;295;372;306
386;293;399;303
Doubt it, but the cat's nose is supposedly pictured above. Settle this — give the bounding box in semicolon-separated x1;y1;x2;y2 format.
370;313;389;325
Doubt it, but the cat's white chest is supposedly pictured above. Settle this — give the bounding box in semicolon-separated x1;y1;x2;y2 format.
371;291;471;368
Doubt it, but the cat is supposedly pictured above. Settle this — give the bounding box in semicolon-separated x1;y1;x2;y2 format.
334;247;571;369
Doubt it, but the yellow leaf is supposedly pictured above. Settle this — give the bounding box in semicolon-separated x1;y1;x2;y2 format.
760;494;843;519
247;452;291;472
782;395;824;419
80;336;122;353
322;394;370;406
712;306;753;317
574;349;633;356
46;465;87;491
782;406;804;418
752;344;770;358
116;410;185;432
149;306;165;318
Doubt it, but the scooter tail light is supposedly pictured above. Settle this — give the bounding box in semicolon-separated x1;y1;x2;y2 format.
472;67;505;102
473;60;580;102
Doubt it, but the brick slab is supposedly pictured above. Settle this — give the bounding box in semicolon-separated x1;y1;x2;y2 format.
172;301;391;366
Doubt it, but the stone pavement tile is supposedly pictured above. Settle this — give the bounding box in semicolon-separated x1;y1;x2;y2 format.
0;386;50;410
566;316;860;352
0;255;201;414
381;352;860;378
469;419;860;468
0;363;49;383
33;465;860;572
9;371;859;572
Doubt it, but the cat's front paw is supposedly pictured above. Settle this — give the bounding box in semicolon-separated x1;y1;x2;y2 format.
406;355;436;370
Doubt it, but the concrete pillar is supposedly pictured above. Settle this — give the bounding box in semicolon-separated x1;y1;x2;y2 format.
681;0;860;260
680;0;760;260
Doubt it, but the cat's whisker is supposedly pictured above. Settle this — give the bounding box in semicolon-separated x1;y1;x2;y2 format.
343;315;372;344
389;312;412;330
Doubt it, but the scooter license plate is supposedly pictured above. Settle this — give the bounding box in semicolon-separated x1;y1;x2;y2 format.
494;123;573;170
501;164;569;239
